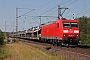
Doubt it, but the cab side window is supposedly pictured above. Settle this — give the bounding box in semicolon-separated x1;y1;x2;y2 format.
57;23;59;28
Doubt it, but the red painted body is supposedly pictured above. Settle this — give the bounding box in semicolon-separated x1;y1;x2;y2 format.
41;19;80;42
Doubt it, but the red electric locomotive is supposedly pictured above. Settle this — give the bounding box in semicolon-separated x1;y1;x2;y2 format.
41;18;80;46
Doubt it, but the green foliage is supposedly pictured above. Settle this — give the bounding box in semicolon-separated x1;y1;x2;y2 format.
76;16;90;45
0;46;12;59
0;49;8;59
85;34;90;45
0;30;5;45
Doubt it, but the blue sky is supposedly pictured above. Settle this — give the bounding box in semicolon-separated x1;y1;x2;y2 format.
0;0;90;32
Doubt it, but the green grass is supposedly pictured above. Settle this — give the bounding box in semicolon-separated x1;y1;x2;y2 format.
0;45;11;59
0;42;76;60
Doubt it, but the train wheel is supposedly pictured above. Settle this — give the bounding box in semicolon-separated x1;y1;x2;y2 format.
60;42;64;47
42;39;45;43
40;38;42;42
48;40;50;44
57;43;59;47
53;39;55;46
51;39;53;44
45;39;47;43
58;42;61;46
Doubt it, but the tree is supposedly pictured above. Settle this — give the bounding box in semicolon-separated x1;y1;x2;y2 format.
76;16;90;45
0;30;5;45
85;34;90;45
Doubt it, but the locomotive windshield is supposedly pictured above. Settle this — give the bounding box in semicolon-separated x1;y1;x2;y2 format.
63;22;78;28
71;23;78;28
63;22;70;28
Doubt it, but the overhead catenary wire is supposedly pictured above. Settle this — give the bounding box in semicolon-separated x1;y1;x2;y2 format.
18;0;55;18
74;10;90;17
66;1;90;13
23;0;78;22
66;10;90;18
29;0;54;16
25;0;73;28
64;0;78;7
25;0;56;22
18;9;35;18
65;1;90;18
65;2;90;16
27;0;72;20
36;0;54;9
48;0;78;16
40;0;72;15
66;2;90;18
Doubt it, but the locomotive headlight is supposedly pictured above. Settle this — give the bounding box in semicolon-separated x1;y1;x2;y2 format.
76;35;78;36
74;30;79;33
64;34;66;36
63;30;68;33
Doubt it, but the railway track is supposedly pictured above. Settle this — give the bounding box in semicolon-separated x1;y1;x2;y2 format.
12;38;90;60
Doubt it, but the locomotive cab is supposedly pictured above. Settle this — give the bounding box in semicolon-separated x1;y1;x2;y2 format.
62;20;80;45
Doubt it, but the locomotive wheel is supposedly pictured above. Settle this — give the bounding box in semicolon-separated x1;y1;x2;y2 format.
56;40;60;47
40;38;42;42
44;39;47;43
50;40;53;44
58;42;61;46
57;42;59;47
48;40;50;43
46;39;48;43
53;39;55;46
43;39;45;43
60;42;64;47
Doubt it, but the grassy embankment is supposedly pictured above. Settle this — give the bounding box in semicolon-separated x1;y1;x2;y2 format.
0;42;76;60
